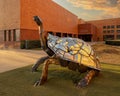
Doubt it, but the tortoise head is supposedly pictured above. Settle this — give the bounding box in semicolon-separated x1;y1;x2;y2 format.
33;16;43;26
33;16;44;34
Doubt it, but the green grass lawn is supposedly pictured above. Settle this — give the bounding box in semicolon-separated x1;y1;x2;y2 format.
0;63;120;96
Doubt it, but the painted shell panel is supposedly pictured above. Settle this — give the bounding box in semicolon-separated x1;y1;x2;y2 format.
47;34;100;70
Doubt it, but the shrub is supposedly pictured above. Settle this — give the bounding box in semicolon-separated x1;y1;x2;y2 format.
20;40;25;49
20;40;41;49
105;40;120;46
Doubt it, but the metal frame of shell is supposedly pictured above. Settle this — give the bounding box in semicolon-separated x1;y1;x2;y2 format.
47;34;100;70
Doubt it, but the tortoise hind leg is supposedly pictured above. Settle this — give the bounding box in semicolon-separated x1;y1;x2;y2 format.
34;58;53;86
77;70;99;87
32;56;49;72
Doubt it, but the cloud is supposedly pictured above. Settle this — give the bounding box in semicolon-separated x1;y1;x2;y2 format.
67;0;120;19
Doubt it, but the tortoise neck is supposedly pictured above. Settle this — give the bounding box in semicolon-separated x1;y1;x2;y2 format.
38;26;47;50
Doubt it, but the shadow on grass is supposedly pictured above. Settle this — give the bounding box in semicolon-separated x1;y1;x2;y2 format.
0;64;120;96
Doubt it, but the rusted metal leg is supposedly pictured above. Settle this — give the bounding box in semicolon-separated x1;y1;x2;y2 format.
77;70;98;87
32;56;49;72
34;58;53;86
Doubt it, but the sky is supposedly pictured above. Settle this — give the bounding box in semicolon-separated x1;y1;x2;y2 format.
52;0;120;21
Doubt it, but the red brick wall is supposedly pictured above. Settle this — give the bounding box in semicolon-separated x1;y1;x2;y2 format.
78;23;98;41
20;0;78;40
20;29;39;40
0;0;20;30
78;23;92;34
87;18;120;40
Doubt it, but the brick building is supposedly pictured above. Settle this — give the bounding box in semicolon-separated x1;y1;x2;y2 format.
78;23;97;41
0;0;78;48
78;18;120;41
87;18;120;41
0;0;120;48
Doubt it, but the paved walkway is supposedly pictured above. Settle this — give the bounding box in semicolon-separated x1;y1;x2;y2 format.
0;49;47;73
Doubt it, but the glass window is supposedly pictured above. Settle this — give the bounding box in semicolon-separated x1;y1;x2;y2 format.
111;25;114;28
67;34;72;37
56;32;61;37
116;25;120;28
103;26;106;29
63;33;67;37
107;25;110;29
117;30;120;33
8;30;11;41
13;29;16;41
103;35;114;41
107;30;110;33
4;30;7;41
117;35;120;39
111;30;114;33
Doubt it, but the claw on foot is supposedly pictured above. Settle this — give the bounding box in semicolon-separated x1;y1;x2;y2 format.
34;77;47;87
76;78;88;88
34;80;41;87
32;68;38;72
34;80;43;87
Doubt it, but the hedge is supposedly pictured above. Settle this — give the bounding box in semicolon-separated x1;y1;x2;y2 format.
105;40;120;46
20;40;41;49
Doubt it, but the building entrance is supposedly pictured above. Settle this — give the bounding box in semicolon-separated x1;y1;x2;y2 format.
78;35;92;41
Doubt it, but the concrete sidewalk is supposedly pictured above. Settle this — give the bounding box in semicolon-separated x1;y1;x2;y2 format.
0;49;47;73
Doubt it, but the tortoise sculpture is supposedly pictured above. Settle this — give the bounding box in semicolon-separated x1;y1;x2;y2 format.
32;16;100;87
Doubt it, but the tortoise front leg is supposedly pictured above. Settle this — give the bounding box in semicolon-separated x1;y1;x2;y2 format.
32;56;49;72
34;58;53;86
77;70;99;87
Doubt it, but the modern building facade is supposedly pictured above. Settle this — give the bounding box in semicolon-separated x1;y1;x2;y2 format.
78;23;98;41
20;0;78;39
87;18;120;41
78;18;120;41
0;0;78;48
0;0;120;48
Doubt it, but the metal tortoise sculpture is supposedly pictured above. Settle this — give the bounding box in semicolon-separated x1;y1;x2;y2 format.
32;16;100;87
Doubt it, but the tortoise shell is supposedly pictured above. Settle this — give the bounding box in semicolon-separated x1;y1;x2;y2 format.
47;34;100;70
